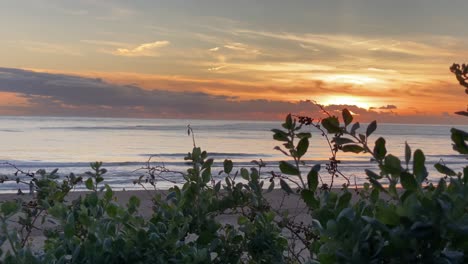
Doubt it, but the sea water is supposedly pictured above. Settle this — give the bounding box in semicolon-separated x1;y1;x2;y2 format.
0;116;466;193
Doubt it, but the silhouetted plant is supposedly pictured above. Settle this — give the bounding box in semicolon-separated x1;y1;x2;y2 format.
450;63;468;94
450;63;468;116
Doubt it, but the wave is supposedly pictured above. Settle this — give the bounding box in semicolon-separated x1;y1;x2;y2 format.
40;125;187;131
0;129;22;132
39;122;278;132
0;156;464;171
0;160;149;168
425;154;468;158
139;152;273;158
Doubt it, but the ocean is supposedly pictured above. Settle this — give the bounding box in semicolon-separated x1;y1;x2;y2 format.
0;116;466;193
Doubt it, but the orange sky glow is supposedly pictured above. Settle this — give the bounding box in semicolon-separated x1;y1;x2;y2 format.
0;1;467;124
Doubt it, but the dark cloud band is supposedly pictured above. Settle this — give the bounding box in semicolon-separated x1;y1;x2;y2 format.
0;67;463;124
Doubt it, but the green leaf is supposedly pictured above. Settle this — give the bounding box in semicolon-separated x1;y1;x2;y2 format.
280;179;293;194
202;167;211;183
400;171;418;191
307;165;320;191
87;192;99;207
197;230;217;245
333;137;355;145
238;216;249;225
104;184;113;201
279;161;300;176
368;178;386;193
376;206;399;226
301;190;319;209
350;122;360;135
296;137;309;158
388;183;398;198
128;196;140;214
297;132;312;139
272;129;289;142
384;155;402;176
318;253;336;264
192;147;201;160
214;181;221;192
451;128;468;154
365;169;382;180
1;200;20;217
64;214;75;239
366;121;377;137
399;190;413;203
64;223;75;239
85;178;94;190
250;168;259;182
96;176;104;184
358;133;366;142
342;109;353;127
413;149;428;183
106;203;118;217
336;192;352;211
373;137;387;160
202;158;214;170
370;188;380;203
405;141;411;166
223;159;233;174
282;114;293;130
321;116;340;134
341;144;365;153
434;163;457;176
240;168;250;180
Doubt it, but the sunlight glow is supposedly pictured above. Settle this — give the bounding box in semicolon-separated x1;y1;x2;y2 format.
323;74;380;85
320;95;372;109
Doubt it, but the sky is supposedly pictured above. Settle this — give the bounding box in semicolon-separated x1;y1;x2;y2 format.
0;0;467;123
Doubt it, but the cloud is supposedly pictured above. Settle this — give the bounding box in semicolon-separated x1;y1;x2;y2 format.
224;42;260;54
299;43;320;52
370;105;397;110
367;68;398;74
113;41;170;57
207;65;226;71
233;29;461;58
0;67;464;124
227;62;335;73
209;47;220;52
80;39;128;47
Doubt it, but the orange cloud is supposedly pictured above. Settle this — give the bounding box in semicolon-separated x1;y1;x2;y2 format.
0;92;30;106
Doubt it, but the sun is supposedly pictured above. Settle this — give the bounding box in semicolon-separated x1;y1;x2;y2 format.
319;95;372;109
